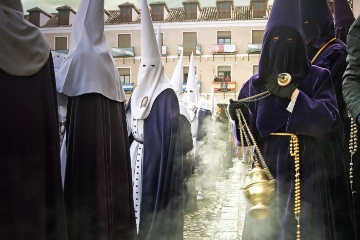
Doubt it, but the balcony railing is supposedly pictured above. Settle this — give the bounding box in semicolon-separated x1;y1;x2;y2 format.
112;47;135;57
122;83;134;92
212;44;236;54
247;43;262;53
212;81;236;92
182;81;201;91
178;45;201;56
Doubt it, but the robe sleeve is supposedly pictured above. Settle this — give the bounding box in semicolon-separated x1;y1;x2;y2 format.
287;68;340;137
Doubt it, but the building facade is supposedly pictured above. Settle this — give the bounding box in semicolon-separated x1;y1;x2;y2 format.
26;0;354;104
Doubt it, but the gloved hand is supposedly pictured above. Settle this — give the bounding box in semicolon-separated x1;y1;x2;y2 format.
264;75;297;100
228;99;248;121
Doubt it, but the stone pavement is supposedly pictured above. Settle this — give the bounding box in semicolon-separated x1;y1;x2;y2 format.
184;158;249;240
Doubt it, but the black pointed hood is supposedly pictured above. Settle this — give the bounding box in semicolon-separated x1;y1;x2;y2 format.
257;0;309;84
300;0;334;49
334;0;355;43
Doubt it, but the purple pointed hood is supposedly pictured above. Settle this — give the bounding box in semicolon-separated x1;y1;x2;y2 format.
300;0;334;49
257;0;309;86
334;0;355;43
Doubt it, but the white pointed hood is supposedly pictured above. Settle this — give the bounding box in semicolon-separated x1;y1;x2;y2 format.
184;53;199;104
170;50;191;122
170;50;184;100
130;0;172;120
0;0;50;76
56;0;125;102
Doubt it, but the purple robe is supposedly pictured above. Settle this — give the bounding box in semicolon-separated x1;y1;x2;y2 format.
0;54;68;240
63;93;137;240
311;39;356;239
238;65;340;239
127;89;184;240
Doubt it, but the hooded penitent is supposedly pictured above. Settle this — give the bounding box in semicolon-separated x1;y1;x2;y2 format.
56;0;125;102
58;0;137;239
300;0;335;55
184;53;200;104
130;0;172;120
334;0;355;43
171;50;192;119
254;0;310;136
258;0;309;82
0;0;50;76
171;50;184;100
0;1;68;239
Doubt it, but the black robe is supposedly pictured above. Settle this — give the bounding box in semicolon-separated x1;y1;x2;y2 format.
64;93;137;240
0;54;68;240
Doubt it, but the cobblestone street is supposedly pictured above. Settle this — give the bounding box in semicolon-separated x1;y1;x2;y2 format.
184;158;249;240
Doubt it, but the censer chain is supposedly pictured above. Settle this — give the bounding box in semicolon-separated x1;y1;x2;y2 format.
237;90;272;103
236;109;274;181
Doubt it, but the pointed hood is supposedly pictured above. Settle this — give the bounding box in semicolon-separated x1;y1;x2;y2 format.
130;0;172;120
334;0;355;43
170;50;184;100
184;53;200;104
0;0;50;76
255;0;311;137
300;0;334;49
257;0;309;83
56;0;125;102
171;50;192;122
156;25;162;56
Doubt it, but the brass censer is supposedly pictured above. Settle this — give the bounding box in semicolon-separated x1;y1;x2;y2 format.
243;163;276;219
236;107;276;219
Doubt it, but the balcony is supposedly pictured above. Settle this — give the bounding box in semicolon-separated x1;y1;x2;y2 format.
247;43;262;60
212;44;236;61
182;81;201;91
112;47;135;57
178;45;201;57
212;81;236;92
212;44;236;54
122;83;134;92
247;43;262;53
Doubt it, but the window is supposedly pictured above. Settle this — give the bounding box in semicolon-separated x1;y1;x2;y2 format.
252;1;267;18
151;5;164;21
253;65;259;75
55;37;67;50
183;32;197;56
217;66;231;82
252;30;265;44
217;31;231;45
218;2;231;19
185;3;197;20
120;7;132;22
183;66;197;84
118;68;131;84
118;34;131;48
58;10;69;25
